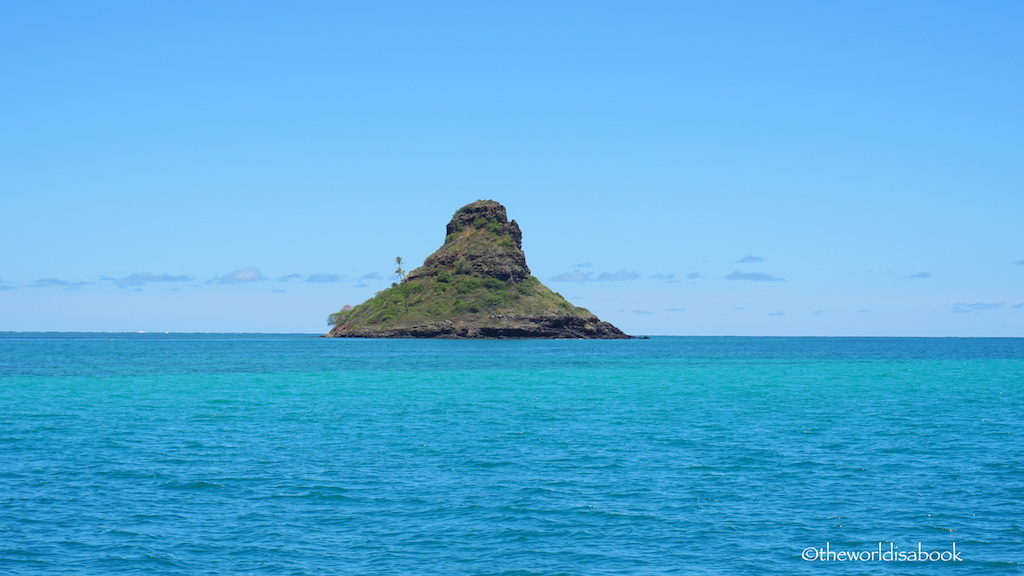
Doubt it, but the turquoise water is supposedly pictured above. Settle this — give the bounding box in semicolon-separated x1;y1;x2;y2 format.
1;334;1022;574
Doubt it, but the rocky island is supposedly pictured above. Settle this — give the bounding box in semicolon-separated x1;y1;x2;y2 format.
325;200;633;339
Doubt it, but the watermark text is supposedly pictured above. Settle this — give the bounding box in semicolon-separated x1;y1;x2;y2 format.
801;542;962;562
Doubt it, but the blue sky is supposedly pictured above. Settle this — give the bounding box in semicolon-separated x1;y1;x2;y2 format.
1;1;1022;335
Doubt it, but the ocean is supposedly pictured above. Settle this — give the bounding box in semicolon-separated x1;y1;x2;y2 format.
1;334;1021;574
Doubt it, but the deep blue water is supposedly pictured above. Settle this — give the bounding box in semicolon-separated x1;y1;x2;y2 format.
1;334;1022;574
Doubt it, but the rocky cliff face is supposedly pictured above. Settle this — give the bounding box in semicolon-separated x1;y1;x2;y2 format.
325;200;633;339
406;200;530;283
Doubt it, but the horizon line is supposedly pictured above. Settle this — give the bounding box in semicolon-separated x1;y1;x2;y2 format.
1;331;1022;339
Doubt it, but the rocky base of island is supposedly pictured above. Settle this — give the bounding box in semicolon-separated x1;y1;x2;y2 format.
325;313;634;339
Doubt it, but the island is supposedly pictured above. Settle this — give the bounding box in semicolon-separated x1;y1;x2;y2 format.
325;200;633;338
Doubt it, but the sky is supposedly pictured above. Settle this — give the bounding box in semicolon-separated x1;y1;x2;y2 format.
1;1;1022;336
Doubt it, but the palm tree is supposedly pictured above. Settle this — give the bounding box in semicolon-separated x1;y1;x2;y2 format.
394;256;406;283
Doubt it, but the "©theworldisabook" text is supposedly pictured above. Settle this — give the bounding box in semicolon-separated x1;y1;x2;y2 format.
802;542;962;562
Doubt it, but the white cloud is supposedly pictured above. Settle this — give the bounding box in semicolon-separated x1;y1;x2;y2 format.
109;272;191;288
726;271;785;282
951;302;1003;313
30;278;90;290
551;269;641;282
551;270;592;282
597;270;640;281
305;273;345;283
214;267;266;284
